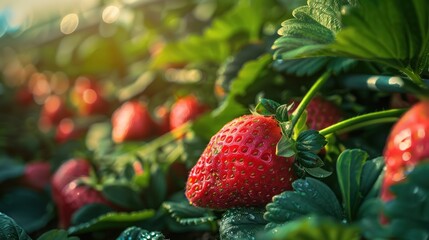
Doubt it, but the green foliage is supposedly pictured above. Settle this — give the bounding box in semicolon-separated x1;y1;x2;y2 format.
0;188;53;233
102;183;145;210
0;155;24;183
273;0;429;83
37;229;79;240
262;216;361;240
0;212;31;240
336;149;384;222
71;204;113;226
219;207;267;240
254;98;280;115
116;226;165;240
265;178;343;230
67;210;155;235
162;201;216;225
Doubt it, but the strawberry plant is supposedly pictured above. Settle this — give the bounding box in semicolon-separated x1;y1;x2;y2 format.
0;0;429;239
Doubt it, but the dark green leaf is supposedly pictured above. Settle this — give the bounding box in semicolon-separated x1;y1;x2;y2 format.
275;104;290;122
143;166;167;209
255;98;280;115
265;178;342;229
102;183;145;210
0;212;31;240
67;210;156;235
37;229;79;240
0;155;24;183
296;151;324;168
336;149;368;221
71;204;113;226
219;207;267;240
296;130;327;152
262;216;360;240
0;188;53;233
162;201;216;225
116;226;165;240
276;136;296;158
305;167;333;178
359;156;385;201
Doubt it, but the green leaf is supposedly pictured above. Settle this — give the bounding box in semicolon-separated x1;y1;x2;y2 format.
264;178;343;230
143;166;167;209
192;54;272;140
0;212;31;240
296;130;327;152
71;204;113;226
37;229;79;240
275;104;290;122
162;201;216;226
297;152;324;168
262;216;361;240
0;188;53;233
336;149;368;221
0;155;24;183
67;210;156;235
359;156;385;201
255;98;280;115
116;226;165;240
219;207;267;240
304;167;333;178
276;136;296;158
102;183;145;210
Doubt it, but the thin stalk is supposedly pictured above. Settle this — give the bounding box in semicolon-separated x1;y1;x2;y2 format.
288;71;331;136
319;109;406;136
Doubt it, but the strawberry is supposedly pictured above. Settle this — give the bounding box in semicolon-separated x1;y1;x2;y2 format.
71;76;110;116
153;105;170;135
22;162;51;191
55;118;86;143
38;95;72;131
381;100;429;203
59;178;112;228
185;114;296;209
169;95;209;130
51;159;91;207
289;96;342;130
111;100;156;143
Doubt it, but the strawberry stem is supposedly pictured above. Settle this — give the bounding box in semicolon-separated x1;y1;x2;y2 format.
319;109;407;136
288;71;331;136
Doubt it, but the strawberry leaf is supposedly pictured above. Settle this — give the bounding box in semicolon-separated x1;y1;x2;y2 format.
71;204;113;226
0;188;53;233
67;210;156;235
0;212;31;240
219;207;267;240
0;155;24;183
296;130;327;152
275;104;290;122
297;152;324;168
276;136;296;158
162;201;216;226
102;183;145;210
263;216;361;240
264;178;343;230
116;226;165;240
37;229;79;240
255;98;280;115
304;166;333;178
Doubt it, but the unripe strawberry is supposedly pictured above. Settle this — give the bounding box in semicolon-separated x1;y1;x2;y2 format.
111;101;156;143
186;115;296;209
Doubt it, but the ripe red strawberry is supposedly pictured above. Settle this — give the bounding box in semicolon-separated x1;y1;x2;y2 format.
51;159;91;206
59;178;112;228
153;105;170;135
289;96;342;130
111;101;156;143
38;95;72;131
71;76;110;116
381;100;429;203
169;95;209;130
55;118;86;143
185;115;296;209
22;162;51;191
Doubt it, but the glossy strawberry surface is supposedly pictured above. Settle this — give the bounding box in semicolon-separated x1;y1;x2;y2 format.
185;115;296;209
382;101;429;202
111;101;156;143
